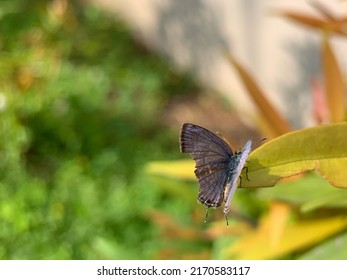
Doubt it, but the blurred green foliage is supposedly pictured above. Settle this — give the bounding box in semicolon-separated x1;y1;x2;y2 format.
2;0;347;261
0;0;200;259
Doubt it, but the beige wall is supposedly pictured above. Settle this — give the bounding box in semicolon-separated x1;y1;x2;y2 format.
91;0;347;128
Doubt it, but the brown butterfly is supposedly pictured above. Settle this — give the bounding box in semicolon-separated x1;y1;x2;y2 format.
180;123;252;224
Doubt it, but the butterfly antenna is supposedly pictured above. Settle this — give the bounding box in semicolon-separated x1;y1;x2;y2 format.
260;137;267;143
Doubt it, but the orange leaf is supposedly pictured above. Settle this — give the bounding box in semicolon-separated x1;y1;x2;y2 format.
309;1;337;21
277;11;328;28
322;34;345;122
225;52;292;137
275;10;347;36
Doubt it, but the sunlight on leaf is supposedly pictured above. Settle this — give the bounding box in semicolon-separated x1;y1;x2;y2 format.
223;215;347;259
243;123;347;188
146;160;195;180
266;202;291;248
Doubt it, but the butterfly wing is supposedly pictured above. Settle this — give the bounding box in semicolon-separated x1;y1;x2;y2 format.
180;123;233;208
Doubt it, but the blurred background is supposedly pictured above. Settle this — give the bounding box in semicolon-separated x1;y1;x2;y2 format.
0;0;347;259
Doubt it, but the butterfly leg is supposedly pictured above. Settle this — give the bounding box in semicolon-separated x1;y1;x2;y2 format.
239;175;243;188
242;166;249;181
204;207;209;223
224;214;229;226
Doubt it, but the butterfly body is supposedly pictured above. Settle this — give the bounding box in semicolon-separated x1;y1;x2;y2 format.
180;123;252;219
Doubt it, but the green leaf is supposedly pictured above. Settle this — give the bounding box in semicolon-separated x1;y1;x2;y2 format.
258;172;347;212
243;123;347;188
300;231;347;260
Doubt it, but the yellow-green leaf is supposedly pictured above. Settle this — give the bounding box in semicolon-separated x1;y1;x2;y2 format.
244;123;347;188
258;172;347;212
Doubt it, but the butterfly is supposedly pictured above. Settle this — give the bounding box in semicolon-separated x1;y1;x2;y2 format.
179;123;252;225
